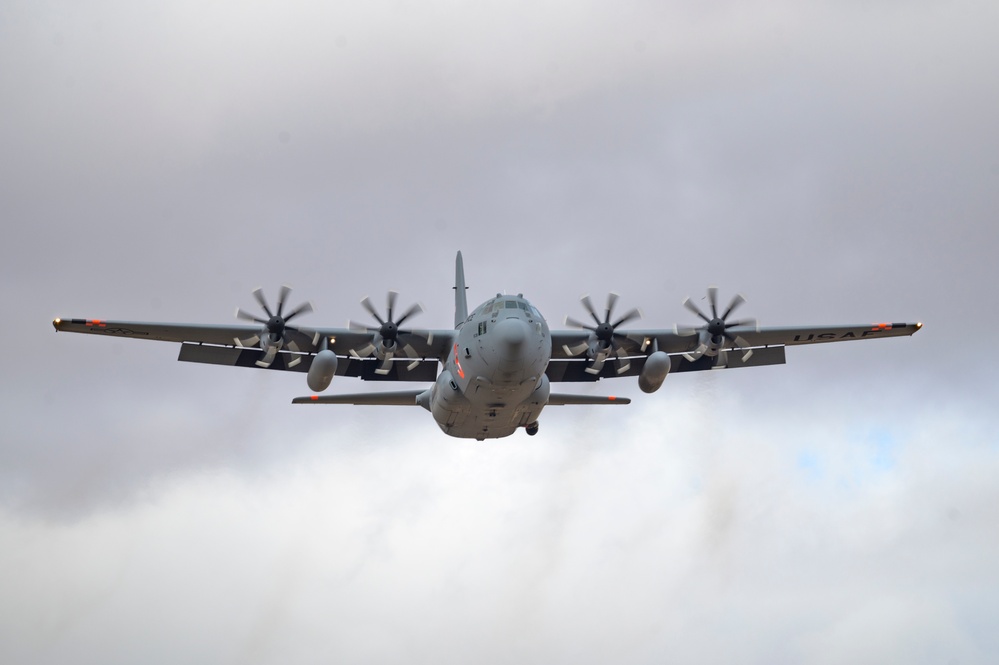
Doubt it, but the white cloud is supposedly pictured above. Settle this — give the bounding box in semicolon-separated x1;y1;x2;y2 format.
2;392;996;664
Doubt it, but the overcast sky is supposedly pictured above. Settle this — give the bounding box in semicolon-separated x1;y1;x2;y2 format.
2;1;998;663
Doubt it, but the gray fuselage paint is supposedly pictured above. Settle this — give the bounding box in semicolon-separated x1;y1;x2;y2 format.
429;295;551;440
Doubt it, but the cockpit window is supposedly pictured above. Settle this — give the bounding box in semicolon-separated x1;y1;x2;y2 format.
505;301;518;309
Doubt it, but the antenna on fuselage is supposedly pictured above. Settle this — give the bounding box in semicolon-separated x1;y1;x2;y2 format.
454;250;468;328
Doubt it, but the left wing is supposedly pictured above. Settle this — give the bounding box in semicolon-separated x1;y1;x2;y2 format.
52;318;455;380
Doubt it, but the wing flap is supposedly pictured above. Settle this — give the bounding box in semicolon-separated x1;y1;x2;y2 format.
178;343;311;372
546;345;787;382
178;343;439;380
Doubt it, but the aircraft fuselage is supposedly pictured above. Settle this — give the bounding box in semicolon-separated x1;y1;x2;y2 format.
422;295;552;440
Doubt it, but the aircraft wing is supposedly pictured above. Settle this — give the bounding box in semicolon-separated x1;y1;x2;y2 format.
52;318;455;381
552;321;921;358
649;321;921;354
548;321;921;380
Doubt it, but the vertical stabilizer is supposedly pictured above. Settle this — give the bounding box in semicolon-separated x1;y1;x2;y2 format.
454;251;468;328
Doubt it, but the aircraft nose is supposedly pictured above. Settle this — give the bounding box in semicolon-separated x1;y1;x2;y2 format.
494;317;528;349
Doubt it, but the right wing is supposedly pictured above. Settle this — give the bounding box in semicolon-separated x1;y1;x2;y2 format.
547;322;921;381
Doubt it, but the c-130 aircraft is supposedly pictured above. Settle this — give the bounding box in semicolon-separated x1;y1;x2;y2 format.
54;252;921;440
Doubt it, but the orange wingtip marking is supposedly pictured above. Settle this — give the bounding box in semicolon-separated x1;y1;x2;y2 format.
872;322;892;331
87;319;106;327
608;396;617;401
310;395;319;401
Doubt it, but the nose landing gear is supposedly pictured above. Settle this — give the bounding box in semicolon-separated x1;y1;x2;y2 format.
525;421;539;436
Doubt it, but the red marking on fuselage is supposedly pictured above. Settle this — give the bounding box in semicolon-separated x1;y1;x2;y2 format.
453;343;465;379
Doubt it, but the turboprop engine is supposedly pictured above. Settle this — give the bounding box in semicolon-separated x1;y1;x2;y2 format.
638;350;671;393
679;287;757;368
348;291;424;375
234;286;314;369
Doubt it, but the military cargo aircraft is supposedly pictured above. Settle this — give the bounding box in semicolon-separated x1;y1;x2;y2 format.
53;252;921;440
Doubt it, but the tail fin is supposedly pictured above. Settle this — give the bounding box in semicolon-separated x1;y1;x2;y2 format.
454;251;468;328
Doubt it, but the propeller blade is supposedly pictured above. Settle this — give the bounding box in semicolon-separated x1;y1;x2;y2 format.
707;287;719;319
562;340;590;356
234;334;260;347
276;285;291;317
286;327;319;349
252;288;274;317
565;316;596;331
375;353;394;375
579;295;601;326
683;297;710;323
605;292;619;323
236;308;266;324
348;320;375;332
406;329;434;345
395;302;423;327
386;290;398;322
350;342;376;358
674;324;698;336
611;307;642;329
283;301;314;322
360;297;384;325
724;318;758;330
398;342;422;371
255;345;279;368
736;339;754;362
683;342;708;363
721;293;745;320
614;346;631;375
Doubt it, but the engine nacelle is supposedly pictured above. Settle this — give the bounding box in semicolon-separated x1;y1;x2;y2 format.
690;329;723;357
638;351;671;393
307;349;338;392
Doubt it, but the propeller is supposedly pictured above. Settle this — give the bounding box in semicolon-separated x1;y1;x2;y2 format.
234;286;314;368
680;287;757;367
348;291;424;375
565;293;642;375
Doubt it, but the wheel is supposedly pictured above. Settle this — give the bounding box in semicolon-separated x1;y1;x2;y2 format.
525;422;539;436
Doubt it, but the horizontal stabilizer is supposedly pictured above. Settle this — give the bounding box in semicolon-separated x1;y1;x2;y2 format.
548;393;631;405
293;390;425;406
